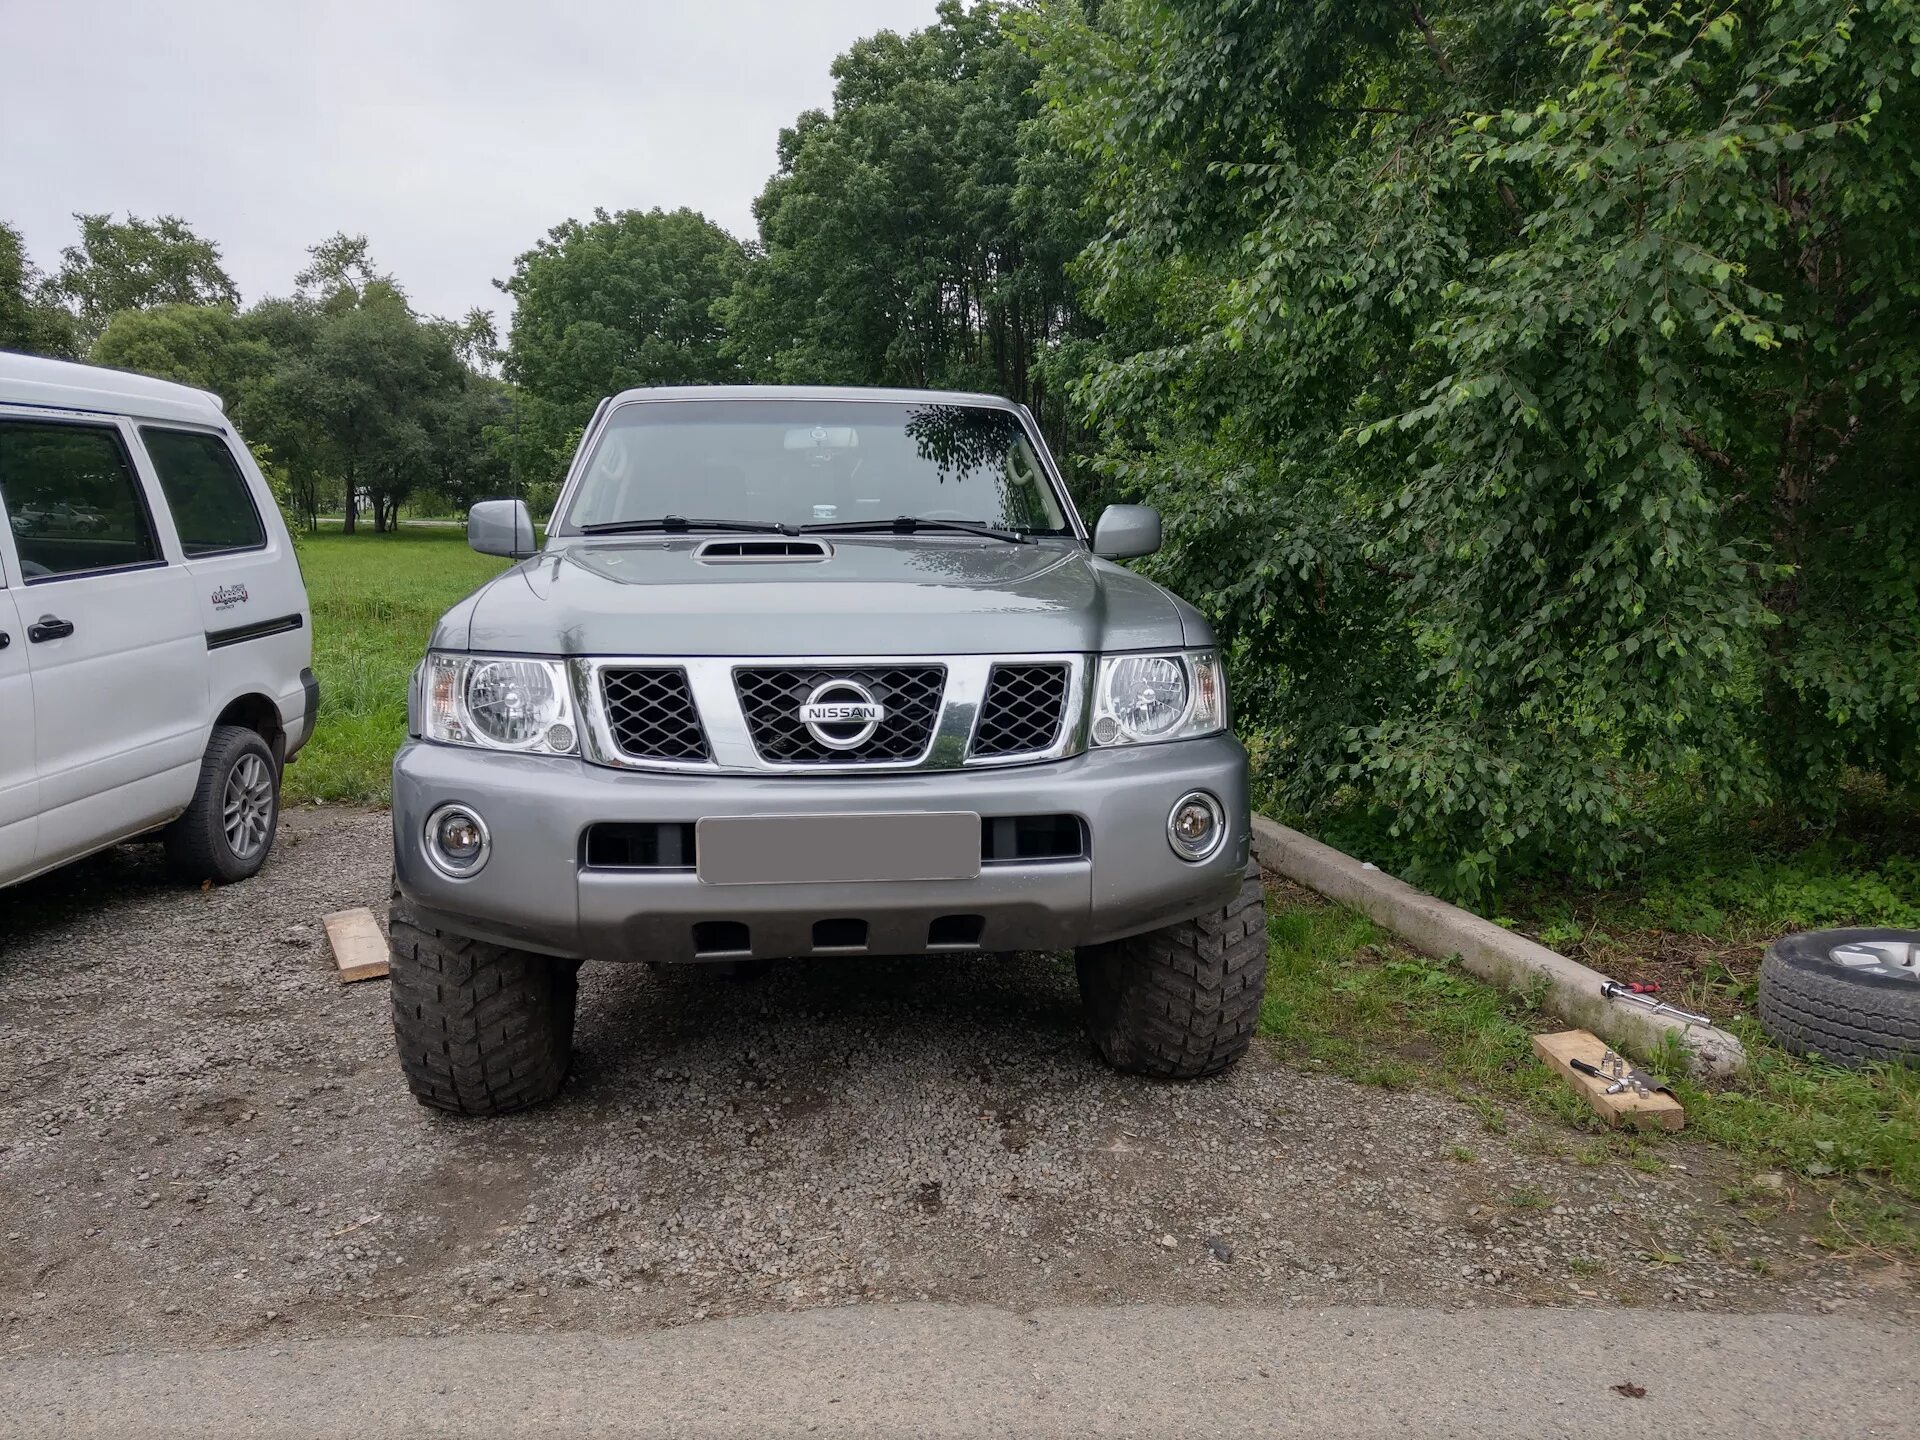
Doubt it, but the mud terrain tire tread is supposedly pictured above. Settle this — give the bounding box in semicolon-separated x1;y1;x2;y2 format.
388;900;577;1116
1075;865;1268;1079
1757;928;1920;1068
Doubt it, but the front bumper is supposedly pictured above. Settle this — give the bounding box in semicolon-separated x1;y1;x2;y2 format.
391;735;1251;963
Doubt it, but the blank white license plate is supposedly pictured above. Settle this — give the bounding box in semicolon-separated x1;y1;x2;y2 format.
696;812;980;886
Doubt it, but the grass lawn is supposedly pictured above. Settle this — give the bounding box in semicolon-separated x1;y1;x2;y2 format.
288;527;509;805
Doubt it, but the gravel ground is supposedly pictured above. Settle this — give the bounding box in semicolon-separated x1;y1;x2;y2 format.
1;808;1910;1360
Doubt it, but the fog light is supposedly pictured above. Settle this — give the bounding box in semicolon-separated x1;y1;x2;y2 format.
425;804;491;879
1167;791;1226;862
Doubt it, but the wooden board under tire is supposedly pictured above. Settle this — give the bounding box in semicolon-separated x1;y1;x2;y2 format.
1532;1029;1685;1132
323;908;390;983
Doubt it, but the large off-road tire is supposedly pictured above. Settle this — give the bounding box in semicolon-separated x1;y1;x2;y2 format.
163;724;280;884
388;899;578;1116
1757;928;1920;1068
1075;865;1268;1079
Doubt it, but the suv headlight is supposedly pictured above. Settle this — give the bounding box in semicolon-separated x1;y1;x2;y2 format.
1091;649;1226;747
423;653;579;755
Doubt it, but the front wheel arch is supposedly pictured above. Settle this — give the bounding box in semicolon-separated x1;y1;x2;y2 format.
212;691;287;764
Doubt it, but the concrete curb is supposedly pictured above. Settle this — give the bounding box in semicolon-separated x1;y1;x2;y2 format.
1251;815;1746;1079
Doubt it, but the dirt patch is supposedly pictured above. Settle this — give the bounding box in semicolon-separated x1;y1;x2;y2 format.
1553;922;1769;1005
0;808;1910;1361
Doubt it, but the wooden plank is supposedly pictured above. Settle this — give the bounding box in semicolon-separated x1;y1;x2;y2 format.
1532;1029;1685;1132
323;908;390;984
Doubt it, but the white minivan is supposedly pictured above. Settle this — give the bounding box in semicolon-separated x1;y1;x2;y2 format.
0;352;315;888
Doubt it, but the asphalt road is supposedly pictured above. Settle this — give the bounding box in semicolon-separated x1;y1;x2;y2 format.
2;1303;1912;1438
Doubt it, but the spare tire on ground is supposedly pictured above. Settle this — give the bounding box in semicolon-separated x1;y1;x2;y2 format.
1756;928;1920;1068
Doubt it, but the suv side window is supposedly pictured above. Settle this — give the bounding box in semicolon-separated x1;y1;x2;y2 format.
140;428;266;557
0;420;161;581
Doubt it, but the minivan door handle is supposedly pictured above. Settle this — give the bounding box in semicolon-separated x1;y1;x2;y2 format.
27;614;74;643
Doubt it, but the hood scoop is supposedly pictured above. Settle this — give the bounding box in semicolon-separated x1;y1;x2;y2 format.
693;537;833;564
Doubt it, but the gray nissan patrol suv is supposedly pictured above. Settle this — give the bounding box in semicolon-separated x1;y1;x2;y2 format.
388;387;1268;1115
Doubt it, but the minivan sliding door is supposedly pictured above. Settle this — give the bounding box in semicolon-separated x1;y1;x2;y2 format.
0;416;205;868
0;574;34;882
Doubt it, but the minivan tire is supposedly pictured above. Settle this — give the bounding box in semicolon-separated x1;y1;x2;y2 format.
1075;864;1269;1079
389;899;578;1117
164;724;281;884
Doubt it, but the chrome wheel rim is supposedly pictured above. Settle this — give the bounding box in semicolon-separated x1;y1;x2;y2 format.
222;753;274;860
1825;939;1920;982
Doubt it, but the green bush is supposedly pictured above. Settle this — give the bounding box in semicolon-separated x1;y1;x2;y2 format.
1036;0;1920;899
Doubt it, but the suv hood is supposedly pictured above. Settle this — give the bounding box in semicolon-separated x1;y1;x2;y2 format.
444;536;1209;657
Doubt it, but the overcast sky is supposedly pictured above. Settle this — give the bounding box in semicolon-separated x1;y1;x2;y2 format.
1;0;940;329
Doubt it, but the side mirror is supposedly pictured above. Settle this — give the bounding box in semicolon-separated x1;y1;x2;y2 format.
1092;503;1162;560
469;499;536;559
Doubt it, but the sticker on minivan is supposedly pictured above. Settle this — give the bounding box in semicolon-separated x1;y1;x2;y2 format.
211;583;250;612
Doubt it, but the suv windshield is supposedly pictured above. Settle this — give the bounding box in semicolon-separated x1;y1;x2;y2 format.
557;399;1072;536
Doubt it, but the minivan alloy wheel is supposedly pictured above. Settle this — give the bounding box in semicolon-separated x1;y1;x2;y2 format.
223;753;275;860
164;724;281;884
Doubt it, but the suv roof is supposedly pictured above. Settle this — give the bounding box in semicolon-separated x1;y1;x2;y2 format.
0;349;226;423
607;384;1022;410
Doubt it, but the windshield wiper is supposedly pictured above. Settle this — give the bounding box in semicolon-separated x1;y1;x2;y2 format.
578;516;799;537
799;516;1032;545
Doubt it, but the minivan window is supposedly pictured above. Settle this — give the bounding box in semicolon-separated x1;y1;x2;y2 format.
0;421;160;581
141;428;267;557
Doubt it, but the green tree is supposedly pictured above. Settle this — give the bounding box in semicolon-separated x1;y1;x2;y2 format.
421;377;517;515
53;213;240;345
90;302;270;402
447;308;500;374
239;239;473;534
299;289;464;533
56;227;510;535
1038;0;1920;897
295;232;385;305
0;221;79;358
500;207;747;486
728;0;1095;445
231;297;331;529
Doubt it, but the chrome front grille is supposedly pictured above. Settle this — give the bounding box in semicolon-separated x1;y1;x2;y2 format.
575;654;1087;774
971;663;1069;758
734;665;946;764
601;666;710;762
